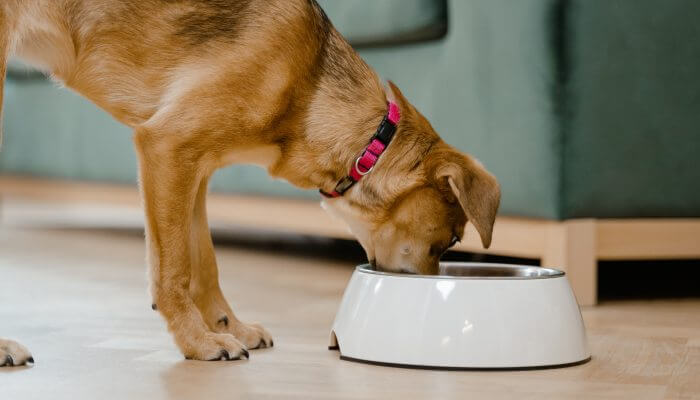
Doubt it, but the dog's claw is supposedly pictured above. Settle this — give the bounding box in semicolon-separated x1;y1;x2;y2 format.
208;349;229;361
256;337;274;349
26;356;34;364
4;355;13;367
151;303;157;311
204;348;249;361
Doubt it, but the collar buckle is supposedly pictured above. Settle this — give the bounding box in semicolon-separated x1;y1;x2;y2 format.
319;101;401;198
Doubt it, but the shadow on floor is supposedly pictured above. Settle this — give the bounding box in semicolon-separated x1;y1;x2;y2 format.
212;230;700;301
598;260;700;300
26;225;700;301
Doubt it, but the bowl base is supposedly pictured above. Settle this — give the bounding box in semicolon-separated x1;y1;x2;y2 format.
332;351;592;371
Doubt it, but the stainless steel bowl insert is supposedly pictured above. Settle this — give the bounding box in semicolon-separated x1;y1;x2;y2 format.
358;262;565;280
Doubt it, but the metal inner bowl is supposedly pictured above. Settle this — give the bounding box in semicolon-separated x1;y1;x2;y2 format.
358;262;565;280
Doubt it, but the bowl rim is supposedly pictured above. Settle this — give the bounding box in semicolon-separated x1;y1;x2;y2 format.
356;262;566;280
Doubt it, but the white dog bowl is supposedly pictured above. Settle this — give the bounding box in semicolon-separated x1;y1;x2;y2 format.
329;263;590;370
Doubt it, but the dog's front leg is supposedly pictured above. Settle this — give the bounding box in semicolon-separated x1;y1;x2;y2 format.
189;178;273;349
134;127;248;361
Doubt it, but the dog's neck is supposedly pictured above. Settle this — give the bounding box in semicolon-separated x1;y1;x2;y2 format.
268;29;394;204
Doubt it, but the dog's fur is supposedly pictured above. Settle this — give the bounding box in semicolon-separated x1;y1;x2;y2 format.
0;0;500;363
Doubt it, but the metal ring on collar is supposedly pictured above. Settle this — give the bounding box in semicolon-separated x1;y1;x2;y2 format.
354;156;373;176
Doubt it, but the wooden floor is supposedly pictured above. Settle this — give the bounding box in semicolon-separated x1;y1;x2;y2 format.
1;226;699;398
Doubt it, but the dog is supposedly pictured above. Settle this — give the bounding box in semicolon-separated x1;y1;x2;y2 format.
0;0;500;364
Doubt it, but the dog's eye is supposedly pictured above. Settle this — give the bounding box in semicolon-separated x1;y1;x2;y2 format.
449;235;460;248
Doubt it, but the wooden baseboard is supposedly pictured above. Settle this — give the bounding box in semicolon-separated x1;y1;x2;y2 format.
0;175;549;258
0;175;351;238
3;175;700;306
597;219;700;260
3;175;700;260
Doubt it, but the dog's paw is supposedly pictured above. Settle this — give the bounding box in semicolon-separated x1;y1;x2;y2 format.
231;322;273;350
183;332;249;361
0;338;34;367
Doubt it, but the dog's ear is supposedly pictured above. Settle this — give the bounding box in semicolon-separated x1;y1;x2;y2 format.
430;149;501;248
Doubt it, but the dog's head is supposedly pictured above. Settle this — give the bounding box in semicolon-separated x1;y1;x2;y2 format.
323;82;500;274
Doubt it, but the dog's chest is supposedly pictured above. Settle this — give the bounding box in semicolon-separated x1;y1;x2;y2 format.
219;145;281;170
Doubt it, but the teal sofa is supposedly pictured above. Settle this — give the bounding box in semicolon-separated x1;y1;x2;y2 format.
3;0;699;219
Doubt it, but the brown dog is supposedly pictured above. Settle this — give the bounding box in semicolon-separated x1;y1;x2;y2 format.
0;0;500;363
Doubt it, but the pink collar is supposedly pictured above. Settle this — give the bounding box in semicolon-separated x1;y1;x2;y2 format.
320;102;401;198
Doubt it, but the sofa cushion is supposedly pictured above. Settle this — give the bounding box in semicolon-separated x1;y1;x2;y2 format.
563;0;700;218
316;0;447;46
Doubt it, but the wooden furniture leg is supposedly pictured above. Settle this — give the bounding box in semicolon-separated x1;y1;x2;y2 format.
542;219;597;306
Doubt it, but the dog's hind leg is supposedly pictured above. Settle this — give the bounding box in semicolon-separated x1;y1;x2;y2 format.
134;125;249;361
189;177;273;350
